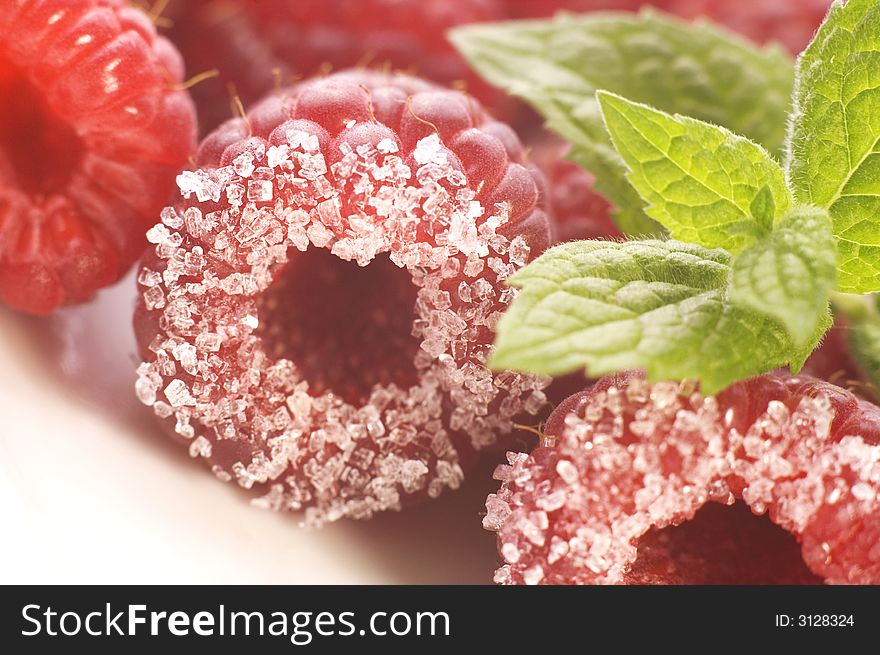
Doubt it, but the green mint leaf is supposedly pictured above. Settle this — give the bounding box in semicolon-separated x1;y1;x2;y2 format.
450;10;794;236
787;0;880;293
597;91;791;253
729;206;836;347
489;239;806;394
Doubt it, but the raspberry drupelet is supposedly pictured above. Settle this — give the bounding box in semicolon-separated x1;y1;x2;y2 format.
168;0;507;134
0;0;197;314
134;70;553;525
486;372;880;584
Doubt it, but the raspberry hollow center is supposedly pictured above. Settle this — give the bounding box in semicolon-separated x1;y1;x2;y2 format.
256;247;421;406
625;502;823;585
0;55;84;196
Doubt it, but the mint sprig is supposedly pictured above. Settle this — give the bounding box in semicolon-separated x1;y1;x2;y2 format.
598;92;837;349
474;1;880;392
451;10;794;236
488;240;809;395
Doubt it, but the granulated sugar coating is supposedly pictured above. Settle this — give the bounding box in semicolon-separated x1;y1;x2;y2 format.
134;70;552;525
487;372;880;584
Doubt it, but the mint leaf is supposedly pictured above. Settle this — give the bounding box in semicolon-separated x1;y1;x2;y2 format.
787;0;880;293
489;239;806;394
598;91;791;253
451;10;794;236
729;206;835;347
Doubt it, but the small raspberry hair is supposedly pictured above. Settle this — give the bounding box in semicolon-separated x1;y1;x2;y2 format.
0;0;197;314
506;0;830;54
134;70;552;525
487;372;880;584
169;0;506;133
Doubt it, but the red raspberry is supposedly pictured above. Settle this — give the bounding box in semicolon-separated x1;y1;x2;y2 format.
134;70;552;525
168;0;506;133
801;319;879;403
0;0;197;314
659;0;830;54
507;0;642;18
528;135;621;244
486;372;880;584
506;0;830;54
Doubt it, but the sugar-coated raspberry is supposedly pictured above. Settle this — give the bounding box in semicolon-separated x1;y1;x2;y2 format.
168;0;506;133
506;0;830;54
0;0;197;315
486;372;880;584
134;70;552;525
528;135;621;244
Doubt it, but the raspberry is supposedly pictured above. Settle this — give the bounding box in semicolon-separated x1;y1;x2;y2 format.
528;135;621;244
168;0;506;133
659;0;830;54
134;70;552;525
0;0;197;314
486;372;880;584
506;0;830;54
801;319;879;402
507;0;642;18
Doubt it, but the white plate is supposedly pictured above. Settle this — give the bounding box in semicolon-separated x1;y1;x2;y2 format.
0;273;501;584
